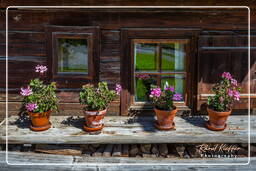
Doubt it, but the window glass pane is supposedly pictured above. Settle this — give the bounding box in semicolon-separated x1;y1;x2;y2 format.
135;75;157;102
135;43;158;71
161;74;185;101
58;38;88;73
161;43;185;71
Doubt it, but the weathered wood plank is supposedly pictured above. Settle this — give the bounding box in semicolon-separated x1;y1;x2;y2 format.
159;144;168;157
0;119;5;126
129;144;139;157
0;115;254;144
1;9;250;31
35;144;82;155
103;144;113;157
1;151;256;171
112;144;122;157
101;30;120;43
122;144;129;157
92;144;105;157
1;0;256;8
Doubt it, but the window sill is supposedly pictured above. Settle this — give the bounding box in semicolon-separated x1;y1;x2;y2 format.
1;115;253;144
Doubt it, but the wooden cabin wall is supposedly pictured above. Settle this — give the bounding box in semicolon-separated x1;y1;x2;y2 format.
0;5;255;119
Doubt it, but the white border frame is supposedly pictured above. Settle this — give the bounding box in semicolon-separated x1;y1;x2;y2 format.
5;6;251;166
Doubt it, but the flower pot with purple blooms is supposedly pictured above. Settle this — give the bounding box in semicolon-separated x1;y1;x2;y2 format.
20;65;58;131
150;84;182;130
206;72;241;131
79;82;122;132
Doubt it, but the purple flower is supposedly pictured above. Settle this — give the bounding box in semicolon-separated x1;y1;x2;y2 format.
20;86;32;96
164;86;175;92
35;65;48;74
231;78;238;86
115;84;122;95
228;89;233;97
150;88;161;98
136;74;150;80
26;103;38;112
233;91;240;101
221;72;232;80
172;93;182;101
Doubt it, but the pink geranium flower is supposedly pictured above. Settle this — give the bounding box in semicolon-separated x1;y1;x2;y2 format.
231;78;238;86
136;74;150;80
172;93;182;101
233;91;240;101
20;86;32;96
115;84;122;95
35;65;48;74
164;86;175;92
221;72;232;80
150;88;161;98
228;89;233;97
26;103;38;112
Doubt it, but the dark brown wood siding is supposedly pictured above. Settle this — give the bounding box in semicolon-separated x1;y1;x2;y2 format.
0;5;255;119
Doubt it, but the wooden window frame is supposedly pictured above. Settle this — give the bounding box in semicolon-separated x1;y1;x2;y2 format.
46;26;100;88
120;28;200;115
132;39;189;106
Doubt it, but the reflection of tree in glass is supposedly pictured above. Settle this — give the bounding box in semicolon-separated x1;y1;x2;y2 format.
136;74;157;101
135;43;157;71
58;39;88;72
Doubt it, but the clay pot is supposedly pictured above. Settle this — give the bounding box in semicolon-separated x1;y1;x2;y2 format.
154;107;177;130
206;107;232;131
28;110;51;131
83;109;107;132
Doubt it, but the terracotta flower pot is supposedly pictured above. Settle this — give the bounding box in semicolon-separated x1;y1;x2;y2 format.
28;110;51;131
206;107;232;131
83;109;107;132
154;107;177;130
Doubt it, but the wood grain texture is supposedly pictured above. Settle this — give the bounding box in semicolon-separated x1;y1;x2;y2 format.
0;151;255;171
197;33;256;110
35;144;82;155
0;115;254;144
1;0;256;7
0;7;255;119
1;9;250;31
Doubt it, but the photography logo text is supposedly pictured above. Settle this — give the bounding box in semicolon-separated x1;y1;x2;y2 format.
196;144;241;158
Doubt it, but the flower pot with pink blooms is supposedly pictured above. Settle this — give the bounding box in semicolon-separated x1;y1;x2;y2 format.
20;65;58;131
206;72;241;131
79;82;121;132
150;84;182;130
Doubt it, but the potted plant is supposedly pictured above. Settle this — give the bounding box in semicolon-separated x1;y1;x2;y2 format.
150;85;182;130
79;82;121;132
20;65;58;131
206;72;241;131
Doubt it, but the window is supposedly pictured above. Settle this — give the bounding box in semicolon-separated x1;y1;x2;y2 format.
46;26;99;88
120;28;199;115
133;39;187;103
58;38;88;74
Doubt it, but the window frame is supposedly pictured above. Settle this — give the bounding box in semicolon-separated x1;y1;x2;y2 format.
120;28;200;115
46;26;100;88
131;39;189;106
53;33;93;79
